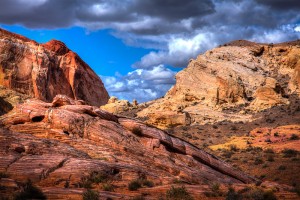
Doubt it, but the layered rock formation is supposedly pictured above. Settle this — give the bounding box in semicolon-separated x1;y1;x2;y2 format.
0;95;256;199
138;40;300;128
0;28;109;106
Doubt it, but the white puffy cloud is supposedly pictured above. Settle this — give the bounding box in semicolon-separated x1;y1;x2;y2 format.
101;65;176;102
134;32;217;68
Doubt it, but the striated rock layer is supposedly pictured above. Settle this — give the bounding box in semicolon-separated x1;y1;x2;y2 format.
138;40;300;128
0;95;255;199
0;28;109;106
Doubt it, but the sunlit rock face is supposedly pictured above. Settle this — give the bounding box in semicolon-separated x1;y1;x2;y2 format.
0;28;109;107
138;40;300;128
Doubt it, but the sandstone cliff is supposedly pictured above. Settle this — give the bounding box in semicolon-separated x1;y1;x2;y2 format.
0;28;109;106
138;40;300;128
0;95;256;199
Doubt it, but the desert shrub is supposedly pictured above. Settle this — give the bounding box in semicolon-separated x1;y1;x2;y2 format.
14;179;46;200
262;164;268;168
265;138;272;143
254;157;264;165
278;165;286;170
226;187;240;200
90;171;109;184
204;183;224;197
222;150;234;158
131;196;145;200
166;186;193;200
264;148;275;154
0;172;9;179
128;180;141;191
79;177;93;189
267;155;275;162
211;183;220;193
79;170;116;188
235;186;277;200
102;183;114;191
128;178;153;191
289;134;299;140
274;132;280;137
262;190;277;200
82;189;99;200
282;149;298;157
229;144;239;152
141;179;154;187
132;127;143;136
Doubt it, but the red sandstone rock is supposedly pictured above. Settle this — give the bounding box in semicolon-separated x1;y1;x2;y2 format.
0;95;256;199
0;28;109;106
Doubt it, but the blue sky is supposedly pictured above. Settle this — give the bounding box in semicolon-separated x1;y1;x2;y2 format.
1;25;154;77
0;0;299;102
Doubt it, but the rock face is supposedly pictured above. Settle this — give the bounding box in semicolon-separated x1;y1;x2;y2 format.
138;40;300;128
100;96;137;114
0;95;256;199
0;28;109;106
0;85;29;115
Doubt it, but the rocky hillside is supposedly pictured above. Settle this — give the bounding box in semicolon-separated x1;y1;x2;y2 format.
0;95;257;199
0;28;109;106
137;40;300;129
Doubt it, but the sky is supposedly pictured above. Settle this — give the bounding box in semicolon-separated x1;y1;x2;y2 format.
0;0;299;102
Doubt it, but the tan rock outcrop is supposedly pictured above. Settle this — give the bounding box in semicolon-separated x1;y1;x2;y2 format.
101;96;136;114
0;95;256;199
0;28;109;106
138;40;300;128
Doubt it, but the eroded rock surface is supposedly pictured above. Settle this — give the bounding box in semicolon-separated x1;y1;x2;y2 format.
0;95;256;199
138;40;300;128
0;28;109;106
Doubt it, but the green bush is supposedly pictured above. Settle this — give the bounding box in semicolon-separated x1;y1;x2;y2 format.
128;178;154;191
128;180;141;191
141;179;154;188
229;144;239;152
254;157;264;165
226;187;240;200
102;183;114;191
166;186;193;200
14;179;46;200
90;171;109;184
290;134;299;140
82;189;99;200
282;149;298;157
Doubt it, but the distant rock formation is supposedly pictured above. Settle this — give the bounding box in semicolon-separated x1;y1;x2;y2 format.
0;28;109;106
0;95;255;199
101;96;138;114
138;40;300;128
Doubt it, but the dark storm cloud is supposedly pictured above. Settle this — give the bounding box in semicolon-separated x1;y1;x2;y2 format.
0;0;78;28
0;0;214;32
131;0;214;21
255;0;300;10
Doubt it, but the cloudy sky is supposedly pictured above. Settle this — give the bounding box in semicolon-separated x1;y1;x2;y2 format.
1;0;299;102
